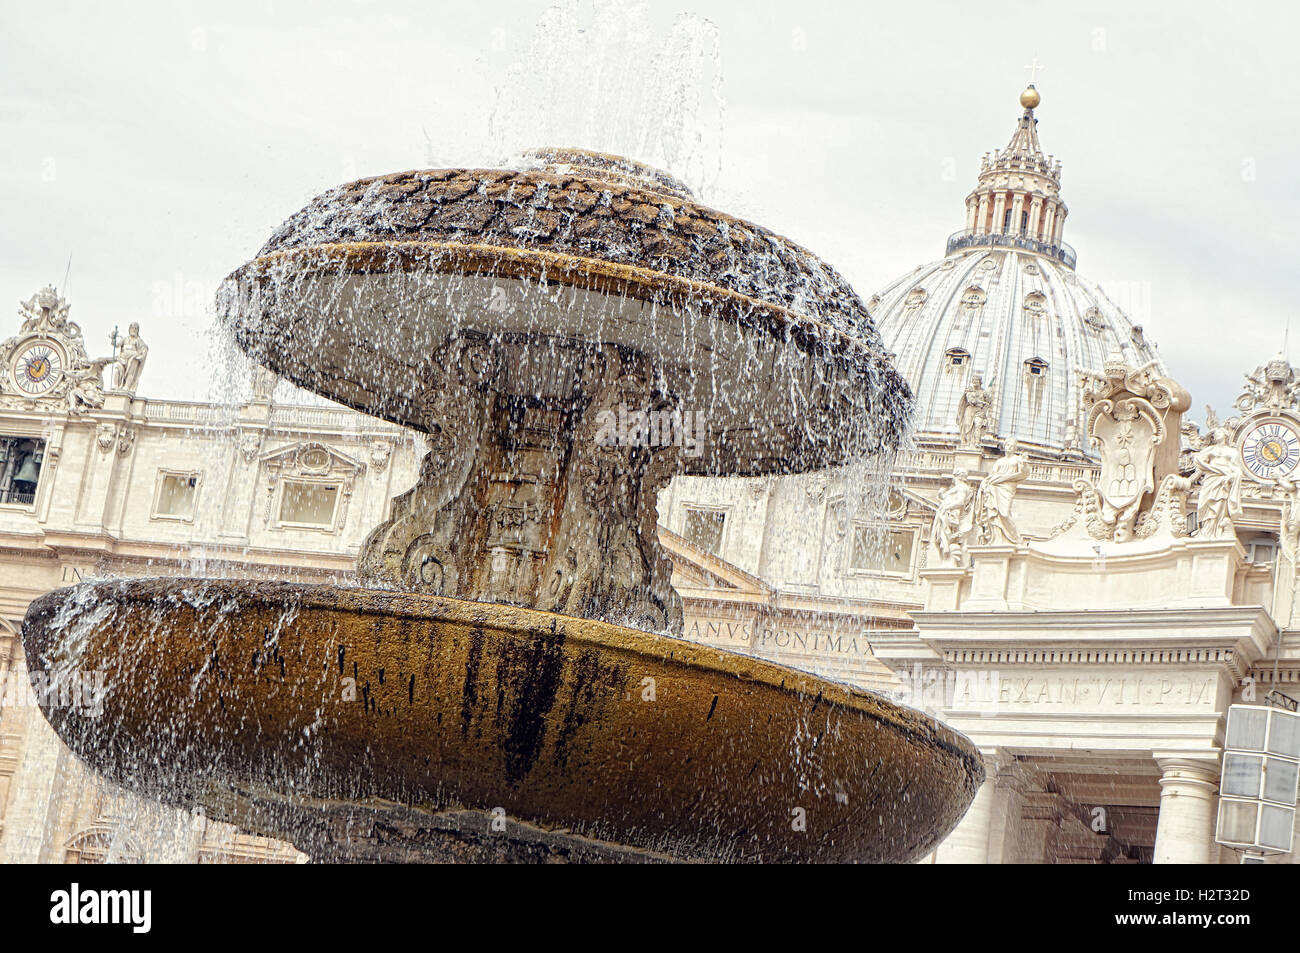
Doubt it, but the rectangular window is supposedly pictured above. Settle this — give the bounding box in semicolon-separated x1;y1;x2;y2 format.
0;435;45;506
682;507;726;555
1247;539;1278;564
848;525;915;575
153;470;200;520
279;481;340;527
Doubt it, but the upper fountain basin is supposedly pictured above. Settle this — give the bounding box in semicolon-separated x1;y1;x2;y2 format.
218;149;912;477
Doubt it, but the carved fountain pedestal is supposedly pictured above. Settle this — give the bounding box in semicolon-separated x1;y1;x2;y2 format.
356;335;684;634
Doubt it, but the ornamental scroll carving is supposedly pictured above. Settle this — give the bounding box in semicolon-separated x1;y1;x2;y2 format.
1053;352;1191;543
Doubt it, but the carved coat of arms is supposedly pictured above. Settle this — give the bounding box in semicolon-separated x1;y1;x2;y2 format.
1088;396;1164;520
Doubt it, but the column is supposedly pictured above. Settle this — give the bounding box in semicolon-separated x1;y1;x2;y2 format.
965;198;977;231
1010;195;1024;235
1053;208;1066;244
976;195;990;234
1028;198;1043;241
992;194;1007;235
0;630;11;709
987;762;1033;863
1041;203;1056;245
934;752;1003;863
1153;756;1219;864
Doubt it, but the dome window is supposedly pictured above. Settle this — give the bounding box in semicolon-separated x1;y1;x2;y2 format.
904;289;928;312
945;348;971;370
1023;291;1047;318
1024;358;1049;414
960;287;987;311
1084;307;1107;332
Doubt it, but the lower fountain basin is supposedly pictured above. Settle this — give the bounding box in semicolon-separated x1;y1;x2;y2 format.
22;578;982;863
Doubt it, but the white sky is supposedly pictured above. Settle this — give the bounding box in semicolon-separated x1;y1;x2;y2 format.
3;0;1297;423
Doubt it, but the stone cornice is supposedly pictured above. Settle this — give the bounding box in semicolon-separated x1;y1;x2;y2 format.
911;605;1275;678
911;605;1272;629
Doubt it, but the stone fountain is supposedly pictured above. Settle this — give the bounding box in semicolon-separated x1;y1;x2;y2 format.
22;148;983;862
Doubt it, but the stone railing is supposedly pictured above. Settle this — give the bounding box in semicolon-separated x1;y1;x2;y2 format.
945;229;1077;270
143;401;232;427
894;448;1098;486
269;406;401;433
142;400;405;436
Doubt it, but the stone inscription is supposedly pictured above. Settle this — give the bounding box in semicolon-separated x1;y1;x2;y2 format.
682;617;874;658
945;672;1218;712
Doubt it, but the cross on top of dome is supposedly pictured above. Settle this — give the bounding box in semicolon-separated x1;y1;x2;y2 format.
1024;54;1046;85
1019;56;1045;110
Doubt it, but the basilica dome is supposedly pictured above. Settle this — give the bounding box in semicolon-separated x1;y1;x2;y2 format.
869;87;1163;456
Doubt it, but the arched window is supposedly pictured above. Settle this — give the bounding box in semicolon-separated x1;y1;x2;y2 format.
64;827;143;864
945;347;971;370
1023;291;1047;319
960;287;987;312
903;288;928;312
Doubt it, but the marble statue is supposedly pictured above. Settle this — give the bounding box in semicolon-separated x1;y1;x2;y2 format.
66;359;111;415
18;286;80;339
250;364;278;402
1278;477;1300;566
113;323;148;392
1235;354;1300;414
957;374;993;449
1062;417;1081;457
931;469;975;566
976;439;1029;545
1192;427;1244;540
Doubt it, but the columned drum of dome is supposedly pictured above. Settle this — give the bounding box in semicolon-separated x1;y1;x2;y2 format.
870;88;1164;456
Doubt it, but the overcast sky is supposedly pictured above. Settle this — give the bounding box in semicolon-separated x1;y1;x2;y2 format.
3;0;1297;423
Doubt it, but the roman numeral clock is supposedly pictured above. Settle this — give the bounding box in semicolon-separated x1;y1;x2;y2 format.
1239;416;1300;483
10;340;64;396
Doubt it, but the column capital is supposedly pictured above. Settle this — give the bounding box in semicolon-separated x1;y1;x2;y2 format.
1154;753;1220;789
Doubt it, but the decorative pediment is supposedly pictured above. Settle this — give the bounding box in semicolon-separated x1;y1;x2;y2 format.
659;526;772;599
896;484;941;516
260;442;365;479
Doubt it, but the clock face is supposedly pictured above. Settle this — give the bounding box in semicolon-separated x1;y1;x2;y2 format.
1240;418;1300;482
12;341;63;396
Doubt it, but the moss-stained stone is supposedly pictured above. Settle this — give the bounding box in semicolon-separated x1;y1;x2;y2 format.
24;578;982;863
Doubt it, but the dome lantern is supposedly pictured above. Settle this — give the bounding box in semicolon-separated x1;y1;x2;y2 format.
948;86;1074;270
